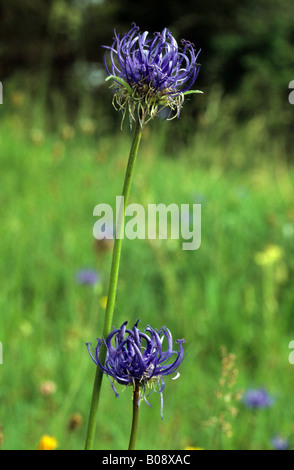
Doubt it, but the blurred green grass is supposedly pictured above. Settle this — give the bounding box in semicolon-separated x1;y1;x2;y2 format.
1;101;294;450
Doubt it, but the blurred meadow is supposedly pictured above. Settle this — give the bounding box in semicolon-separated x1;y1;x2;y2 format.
1;0;294;451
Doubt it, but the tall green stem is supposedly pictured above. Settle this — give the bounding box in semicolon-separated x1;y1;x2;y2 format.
84;121;143;450
128;384;140;450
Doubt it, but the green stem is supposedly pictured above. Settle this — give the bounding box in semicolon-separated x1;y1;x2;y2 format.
84;120;143;450
128;384;140;450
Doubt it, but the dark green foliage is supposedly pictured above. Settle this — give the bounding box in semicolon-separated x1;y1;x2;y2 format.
1;0;294;145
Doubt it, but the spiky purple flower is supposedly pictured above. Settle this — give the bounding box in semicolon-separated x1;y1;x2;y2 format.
86;319;185;418
103;23;202;127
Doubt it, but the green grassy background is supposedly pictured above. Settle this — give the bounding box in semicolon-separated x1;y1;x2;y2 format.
1;94;294;450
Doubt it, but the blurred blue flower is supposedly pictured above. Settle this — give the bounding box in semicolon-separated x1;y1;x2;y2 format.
103;23;201;126
242;387;274;409
97;221;116;240
86;319;185;418
75;269;100;286
271;434;289;450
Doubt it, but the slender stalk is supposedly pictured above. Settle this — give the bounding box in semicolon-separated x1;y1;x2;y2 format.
128;384;140;450
84;120;143;450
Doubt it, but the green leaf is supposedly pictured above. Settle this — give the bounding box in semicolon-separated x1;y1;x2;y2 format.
105;75;133;94
183;90;203;95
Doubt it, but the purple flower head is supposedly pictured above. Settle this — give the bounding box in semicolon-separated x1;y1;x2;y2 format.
75;269;100;286
86;319;185;418
103;23;202;127
242;387;274;409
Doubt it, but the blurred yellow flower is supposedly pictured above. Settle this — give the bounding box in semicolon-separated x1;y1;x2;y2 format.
30;128;44;146
254;244;284;267
61;124;75;141
10;91;25;107
184;446;204;450
100;296;108;309
37;435;58;450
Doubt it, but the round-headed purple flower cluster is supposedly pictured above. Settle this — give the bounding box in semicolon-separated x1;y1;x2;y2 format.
103;23;201;126
86;319;185;418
